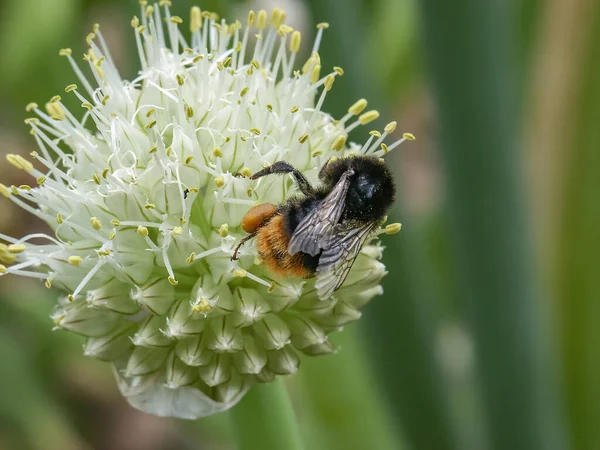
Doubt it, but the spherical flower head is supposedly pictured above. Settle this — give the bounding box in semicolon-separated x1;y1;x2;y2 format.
0;3;412;418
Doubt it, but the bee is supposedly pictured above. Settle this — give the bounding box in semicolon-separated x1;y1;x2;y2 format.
232;155;396;299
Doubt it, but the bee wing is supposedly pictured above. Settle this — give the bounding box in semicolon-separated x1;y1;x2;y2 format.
288;169;354;257
315;221;377;299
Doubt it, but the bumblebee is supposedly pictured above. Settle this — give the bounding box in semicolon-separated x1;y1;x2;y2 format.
232;155;395;299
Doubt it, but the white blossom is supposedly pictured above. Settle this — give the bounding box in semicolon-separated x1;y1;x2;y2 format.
0;2;412;419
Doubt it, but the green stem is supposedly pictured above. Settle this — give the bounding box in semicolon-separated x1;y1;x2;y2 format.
230;378;304;450
299;326;403;450
418;1;568;449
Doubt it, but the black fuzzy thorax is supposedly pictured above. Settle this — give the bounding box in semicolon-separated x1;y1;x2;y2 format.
277;156;395;273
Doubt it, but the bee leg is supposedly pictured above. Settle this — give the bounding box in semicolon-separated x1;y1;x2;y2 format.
231;232;257;260
250;161;315;196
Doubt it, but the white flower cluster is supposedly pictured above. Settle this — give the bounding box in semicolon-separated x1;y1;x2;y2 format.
0;1;412;418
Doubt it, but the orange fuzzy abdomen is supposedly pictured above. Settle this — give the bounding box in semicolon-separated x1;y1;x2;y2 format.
256;214;315;279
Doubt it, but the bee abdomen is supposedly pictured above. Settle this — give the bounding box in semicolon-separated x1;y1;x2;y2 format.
256;214;316;279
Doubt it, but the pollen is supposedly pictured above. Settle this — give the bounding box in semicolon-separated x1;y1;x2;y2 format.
385;223;402;235
331;135;347;151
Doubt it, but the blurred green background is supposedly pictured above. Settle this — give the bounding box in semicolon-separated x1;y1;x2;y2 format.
0;0;597;449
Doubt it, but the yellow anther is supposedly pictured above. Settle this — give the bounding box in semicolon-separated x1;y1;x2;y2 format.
370;130;382;137
148;145;158;154
331;135;347;151
190;6;202;32
145;5;154;17
45;278;52;288
247;10;256;27
111;219;120;227
214;176;225;187
137;25;146;34
56;213;63;224
223;57;232;68
240;167;252;177
8;244;26;254
68;255;83;266
312;150;323;157
139;0;147;5
46;102;65;121
65;84;77;92
212;147;222;157
25;103;38;112
137;225;149;237
108;231;116;240
193;55;203;63
186;252;196;264
298;134;309;144
59;48;72;56
146;119;157;129
219;223;229;237
310;64;321;84
168;276;178;286
233;269;247;278
166;147;173;157
289;30;301;53
403;132;416;140
98;249;111;257
290;105;299;113
324;74;335;91
19;185;31;192
81;102;93;110
251;59;260;69
18;155;33;172
131;16;140;28
176;74;185;86
170;16;183;24
90;217;102;230
380;143;389;154
359;110;380;125
6;154;21;170
171;227;183;236
0;265;7;274
385;223;402;235
93;173;101;185
68;295;75;302
101;95;110;105
102;168;109;178
278;24;293;36
348;99;368;115
10;186;18;196
384;121;397;133
266;104;273;112
189;188;199;194
250;128;261;136
50;95;61;103
334;66;344;76
36;176;46;185
317;22;330;29
270;8;281;26
159;0;172;6
86;33;95;46
184;103;194;118
179;218;186;226
240;87;249;97
185;155;194;164
257;10;267;29
191;298;213;313
267;282;275;293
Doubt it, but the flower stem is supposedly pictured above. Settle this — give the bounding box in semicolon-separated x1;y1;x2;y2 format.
230;378;304;450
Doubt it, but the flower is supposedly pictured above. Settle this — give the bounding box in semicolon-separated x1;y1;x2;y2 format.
0;1;412;419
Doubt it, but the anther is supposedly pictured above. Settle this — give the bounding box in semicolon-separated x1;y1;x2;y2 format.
219;223;229;237
8;244;26;254
90;217;102;230
385;223;402;235
68;255;83;266
137;226;149;237
385;121;397;133
331;135;347;151
348;99;368;115
359;110;380;125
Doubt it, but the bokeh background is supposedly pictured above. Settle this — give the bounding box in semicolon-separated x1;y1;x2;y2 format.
0;0;597;449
